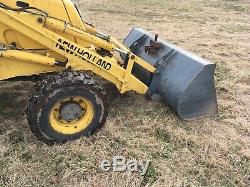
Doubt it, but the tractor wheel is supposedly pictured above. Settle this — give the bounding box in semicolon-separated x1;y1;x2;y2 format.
26;71;108;144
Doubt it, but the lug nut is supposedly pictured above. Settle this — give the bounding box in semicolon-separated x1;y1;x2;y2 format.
37;17;43;23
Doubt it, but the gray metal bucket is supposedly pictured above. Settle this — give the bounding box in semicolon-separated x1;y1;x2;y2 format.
124;28;218;119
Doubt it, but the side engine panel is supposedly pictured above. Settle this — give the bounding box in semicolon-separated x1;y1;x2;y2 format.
0;0;88;49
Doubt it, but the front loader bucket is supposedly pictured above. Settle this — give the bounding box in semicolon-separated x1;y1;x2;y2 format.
124;28;218;119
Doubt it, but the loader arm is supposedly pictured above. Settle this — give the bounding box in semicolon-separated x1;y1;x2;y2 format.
0;2;155;94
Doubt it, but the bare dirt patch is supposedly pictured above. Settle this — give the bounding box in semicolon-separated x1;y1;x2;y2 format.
0;0;249;186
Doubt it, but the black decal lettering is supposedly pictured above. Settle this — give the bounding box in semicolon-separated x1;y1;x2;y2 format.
96;59;102;66
63;41;69;45
59;45;65;51
55;39;111;71
56;38;62;48
101;61;107;68
56;39;65;51
77;48;84;55
82;52;90;59
105;63;111;70
56;38;63;48
69;44;75;54
62;41;70;53
102;61;111;70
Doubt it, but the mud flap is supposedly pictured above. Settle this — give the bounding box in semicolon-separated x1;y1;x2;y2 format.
124;28;218;119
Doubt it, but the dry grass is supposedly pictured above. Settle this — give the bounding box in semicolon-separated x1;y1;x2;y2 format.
0;0;250;186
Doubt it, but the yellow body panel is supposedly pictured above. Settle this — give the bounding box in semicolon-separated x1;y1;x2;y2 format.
1;0;72;47
0;0;156;94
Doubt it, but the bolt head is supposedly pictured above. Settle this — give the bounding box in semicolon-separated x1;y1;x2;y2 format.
131;55;136;60
37;17;43;23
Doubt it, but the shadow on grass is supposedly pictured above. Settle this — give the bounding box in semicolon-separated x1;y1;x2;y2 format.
0;92;27;121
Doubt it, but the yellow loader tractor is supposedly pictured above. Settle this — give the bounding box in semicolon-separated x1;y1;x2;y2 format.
0;0;218;144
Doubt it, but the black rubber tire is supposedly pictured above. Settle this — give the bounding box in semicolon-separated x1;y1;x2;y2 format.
26;71;108;144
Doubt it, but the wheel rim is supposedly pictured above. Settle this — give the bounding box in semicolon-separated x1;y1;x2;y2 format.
50;96;94;135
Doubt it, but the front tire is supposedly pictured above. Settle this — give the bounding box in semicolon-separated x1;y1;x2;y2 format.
26;71;108;144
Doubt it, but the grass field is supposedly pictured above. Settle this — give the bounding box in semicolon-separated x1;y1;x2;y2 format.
0;0;250;186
